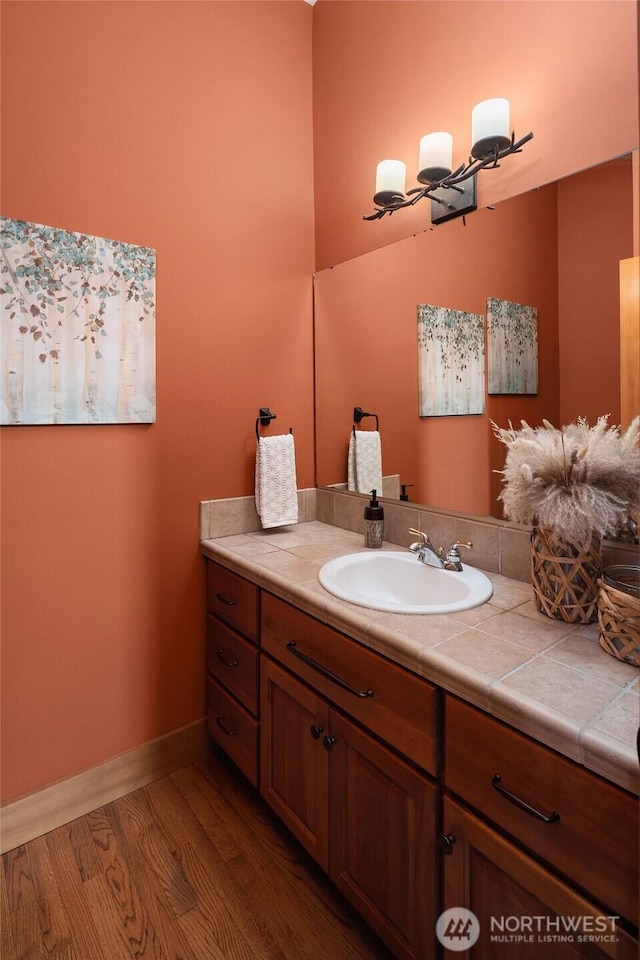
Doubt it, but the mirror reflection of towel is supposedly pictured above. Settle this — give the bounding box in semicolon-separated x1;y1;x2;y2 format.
348;430;382;494
255;434;298;529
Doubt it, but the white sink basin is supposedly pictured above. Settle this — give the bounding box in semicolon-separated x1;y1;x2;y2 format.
318;550;493;614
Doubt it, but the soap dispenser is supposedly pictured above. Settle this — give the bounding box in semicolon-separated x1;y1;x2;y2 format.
364;489;384;549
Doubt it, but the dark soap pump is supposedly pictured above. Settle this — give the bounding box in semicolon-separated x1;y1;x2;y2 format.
400;483;414;502
364;489;384;549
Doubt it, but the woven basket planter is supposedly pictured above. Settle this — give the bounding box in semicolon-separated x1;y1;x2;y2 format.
598;577;640;667
530;526;602;624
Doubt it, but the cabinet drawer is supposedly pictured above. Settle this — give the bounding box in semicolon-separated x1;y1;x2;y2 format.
207;616;260;716
261;592;437;774
207;562;259;642
445;696;639;922
207;677;259;787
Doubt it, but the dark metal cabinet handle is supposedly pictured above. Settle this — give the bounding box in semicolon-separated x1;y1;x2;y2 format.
310;724;324;740
491;774;560;824
441;833;456;856
215;715;238;737
286;641;374;699
322;735;337;752
216;592;238;606
216;649;239;668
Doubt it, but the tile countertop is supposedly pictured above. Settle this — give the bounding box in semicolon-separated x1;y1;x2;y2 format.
200;520;640;795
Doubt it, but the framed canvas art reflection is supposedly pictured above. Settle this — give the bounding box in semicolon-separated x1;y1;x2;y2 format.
418;304;485;417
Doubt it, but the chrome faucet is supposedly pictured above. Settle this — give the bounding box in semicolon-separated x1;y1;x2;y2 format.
408;529;473;571
408;529;444;568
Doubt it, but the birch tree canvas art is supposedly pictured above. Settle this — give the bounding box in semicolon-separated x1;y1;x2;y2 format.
487;296;538;395
1;218;156;425
417;304;485;417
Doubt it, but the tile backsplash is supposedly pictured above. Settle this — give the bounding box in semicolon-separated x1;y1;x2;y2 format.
200;488;317;541
316;488;528;580
200;487;639;584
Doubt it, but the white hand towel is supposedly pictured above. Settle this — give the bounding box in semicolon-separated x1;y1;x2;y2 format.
347;430;382;495
255;434;299;529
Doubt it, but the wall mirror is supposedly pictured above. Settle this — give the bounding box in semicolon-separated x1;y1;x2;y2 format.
314;154;634;520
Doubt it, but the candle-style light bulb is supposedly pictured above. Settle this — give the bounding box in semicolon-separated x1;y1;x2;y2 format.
471;98;511;160
417;132;453;183
374;159;406;206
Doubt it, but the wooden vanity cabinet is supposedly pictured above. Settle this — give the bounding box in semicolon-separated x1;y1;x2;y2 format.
260;605;438;960
443;696;639;956
204;556;639;960
206;562;260;786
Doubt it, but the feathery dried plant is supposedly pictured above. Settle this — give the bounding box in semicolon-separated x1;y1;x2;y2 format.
491;416;640;548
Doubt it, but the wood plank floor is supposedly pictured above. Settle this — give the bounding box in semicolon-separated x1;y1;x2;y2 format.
1;751;393;960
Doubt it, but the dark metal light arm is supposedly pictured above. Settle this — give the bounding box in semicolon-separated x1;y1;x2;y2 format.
363;130;533;222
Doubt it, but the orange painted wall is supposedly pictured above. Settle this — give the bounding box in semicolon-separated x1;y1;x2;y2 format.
0;1;315;801
1;0;637;805
313;0;639;270
315;185;560;516
557;157;634;424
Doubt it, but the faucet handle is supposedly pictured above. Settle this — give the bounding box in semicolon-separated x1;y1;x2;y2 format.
444;540;473;573
408;528;428;543
450;540;472;552
443;540;473;570
447;540;472;559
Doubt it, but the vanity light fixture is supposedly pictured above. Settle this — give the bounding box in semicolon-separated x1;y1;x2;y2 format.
364;98;533;226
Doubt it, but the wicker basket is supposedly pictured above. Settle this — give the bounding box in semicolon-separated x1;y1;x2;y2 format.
597;567;640;666
530;526;602;624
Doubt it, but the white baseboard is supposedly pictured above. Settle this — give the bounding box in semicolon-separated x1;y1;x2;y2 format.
0;718;208;854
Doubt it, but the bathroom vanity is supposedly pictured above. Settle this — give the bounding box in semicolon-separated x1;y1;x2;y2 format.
201;522;639;960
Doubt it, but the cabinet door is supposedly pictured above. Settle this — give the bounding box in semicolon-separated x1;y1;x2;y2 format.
260;656;330;870
329;709;437;960
442;797;638;959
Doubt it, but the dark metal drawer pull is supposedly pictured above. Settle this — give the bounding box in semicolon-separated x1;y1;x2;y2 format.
216;649;239;668
441;833;456;856
215;715;238;737
216;592;238;607
491;774;560;824
286;641;374;699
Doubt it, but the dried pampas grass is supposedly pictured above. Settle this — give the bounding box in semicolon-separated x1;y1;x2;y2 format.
492;416;640;548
